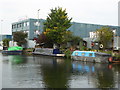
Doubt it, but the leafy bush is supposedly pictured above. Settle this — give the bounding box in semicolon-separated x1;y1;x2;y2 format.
64;49;73;59
2;38;10;47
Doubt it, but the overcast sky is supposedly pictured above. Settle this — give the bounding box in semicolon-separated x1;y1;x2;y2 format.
0;0;119;35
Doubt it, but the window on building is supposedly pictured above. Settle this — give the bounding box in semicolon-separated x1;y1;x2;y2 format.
17;24;18;28
34;30;40;35
24;30;29;33
26;22;29;26
34;21;40;26
18;24;20;28
80;24;84;27
87;24;91;29
89;31;98;38
22;23;24;27
24;22;26;27
12;25;14;29
19;23;21;27
14;24;16;28
25;22;27;26
34;22;37;26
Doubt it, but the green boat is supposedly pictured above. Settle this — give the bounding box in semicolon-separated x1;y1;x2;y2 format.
2;46;23;55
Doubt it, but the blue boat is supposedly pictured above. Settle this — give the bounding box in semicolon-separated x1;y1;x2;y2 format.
71;51;112;63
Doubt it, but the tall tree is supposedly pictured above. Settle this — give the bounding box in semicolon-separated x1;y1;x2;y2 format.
43;7;72;45
13;31;27;46
96;27;114;49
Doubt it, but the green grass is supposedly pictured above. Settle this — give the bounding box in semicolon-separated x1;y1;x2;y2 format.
23;48;34;55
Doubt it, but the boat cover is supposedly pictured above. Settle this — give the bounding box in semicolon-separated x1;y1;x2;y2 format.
8;46;23;51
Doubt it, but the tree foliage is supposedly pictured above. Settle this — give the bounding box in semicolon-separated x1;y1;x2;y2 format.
70;35;82;46
13;31;28;46
96;27;114;49
2;38;11;47
43;7;72;44
37;33;53;48
37;33;47;44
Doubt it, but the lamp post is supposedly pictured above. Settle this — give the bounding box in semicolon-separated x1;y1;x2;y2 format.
0;20;3;49
37;9;40;34
1;20;3;41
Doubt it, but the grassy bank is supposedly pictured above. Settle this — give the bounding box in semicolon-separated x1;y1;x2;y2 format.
23;48;34;55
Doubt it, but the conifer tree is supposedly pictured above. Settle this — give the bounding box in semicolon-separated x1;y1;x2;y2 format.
44;7;72;45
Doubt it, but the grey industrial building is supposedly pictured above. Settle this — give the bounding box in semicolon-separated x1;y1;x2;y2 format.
12;18;120;50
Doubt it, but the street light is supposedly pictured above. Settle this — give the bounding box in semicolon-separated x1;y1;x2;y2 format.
37;9;40;34
1;20;3;41
38;9;40;19
0;20;3;49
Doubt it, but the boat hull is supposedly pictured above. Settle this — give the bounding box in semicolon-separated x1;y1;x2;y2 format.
71;56;109;63
32;52;65;57
2;50;23;55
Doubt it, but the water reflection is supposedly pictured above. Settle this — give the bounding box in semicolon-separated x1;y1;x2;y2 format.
70;61;118;88
95;64;115;88
2;55;44;88
33;56;72;88
9;55;26;64
1;54;120;89
72;62;95;73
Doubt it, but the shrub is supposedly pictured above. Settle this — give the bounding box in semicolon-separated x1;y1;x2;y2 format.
64;49;73;59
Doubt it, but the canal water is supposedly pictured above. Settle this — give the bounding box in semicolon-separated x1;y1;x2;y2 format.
1;53;120;89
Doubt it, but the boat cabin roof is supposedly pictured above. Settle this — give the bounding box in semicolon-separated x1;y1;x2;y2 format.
72;51;111;57
95;52;111;56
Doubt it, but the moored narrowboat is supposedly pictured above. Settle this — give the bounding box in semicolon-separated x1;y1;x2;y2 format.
71;51;112;63
32;48;65;57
